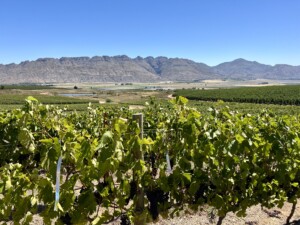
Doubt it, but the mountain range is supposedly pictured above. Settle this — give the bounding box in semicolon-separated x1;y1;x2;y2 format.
0;56;299;84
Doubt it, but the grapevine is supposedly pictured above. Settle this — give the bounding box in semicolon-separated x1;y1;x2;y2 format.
0;96;300;224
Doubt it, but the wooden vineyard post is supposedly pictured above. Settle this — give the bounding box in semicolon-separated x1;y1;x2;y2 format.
132;113;146;224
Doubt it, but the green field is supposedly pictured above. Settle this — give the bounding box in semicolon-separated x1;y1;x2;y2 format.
0;84;56;90
2;84;300;116
0;94;100;104
175;85;300;105
188;100;300;116
0;93;100;111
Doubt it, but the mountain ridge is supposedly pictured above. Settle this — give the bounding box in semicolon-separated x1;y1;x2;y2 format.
0;56;300;84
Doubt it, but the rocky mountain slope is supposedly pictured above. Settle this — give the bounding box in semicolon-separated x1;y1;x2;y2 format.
0;56;299;83
213;58;300;80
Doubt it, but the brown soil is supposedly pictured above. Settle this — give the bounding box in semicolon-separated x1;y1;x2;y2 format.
148;202;300;225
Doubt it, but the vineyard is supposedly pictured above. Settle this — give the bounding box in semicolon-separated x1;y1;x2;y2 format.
175;85;300;105
0;96;300;224
191;101;300;116
0;94;99;105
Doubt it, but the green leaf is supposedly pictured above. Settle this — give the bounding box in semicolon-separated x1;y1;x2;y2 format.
21;212;33;225
114;118;127;135
188;181;200;195
77;189;97;213
212;194;223;209
18;128;35;153
30;196;37;206
26;96;38;102
170;96;189;105
100;187;109;197
235;134;245;144
99;131;113;146
92;216;101;225
40;138;53;144
57;202;64;212
291;182;298;187
5;176;12;189
290;172;296;181
182;173;192;183
139;137;154;145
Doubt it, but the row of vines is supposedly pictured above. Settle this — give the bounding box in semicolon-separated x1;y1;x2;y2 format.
0;96;300;224
175;85;300;105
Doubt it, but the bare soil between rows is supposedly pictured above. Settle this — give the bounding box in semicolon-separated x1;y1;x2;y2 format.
26;200;300;225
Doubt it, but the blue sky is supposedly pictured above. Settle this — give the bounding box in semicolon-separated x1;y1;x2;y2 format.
0;0;299;66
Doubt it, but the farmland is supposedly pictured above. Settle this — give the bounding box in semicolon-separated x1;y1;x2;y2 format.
1;95;300;224
2;81;300;115
175;85;300;105
1;82;300;224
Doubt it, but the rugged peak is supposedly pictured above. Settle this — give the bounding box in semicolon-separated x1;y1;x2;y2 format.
233;58;248;62
113;55;131;60
59;57;90;61
134;56;144;60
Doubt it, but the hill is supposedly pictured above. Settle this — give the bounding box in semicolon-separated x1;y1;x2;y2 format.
0;56;299;83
